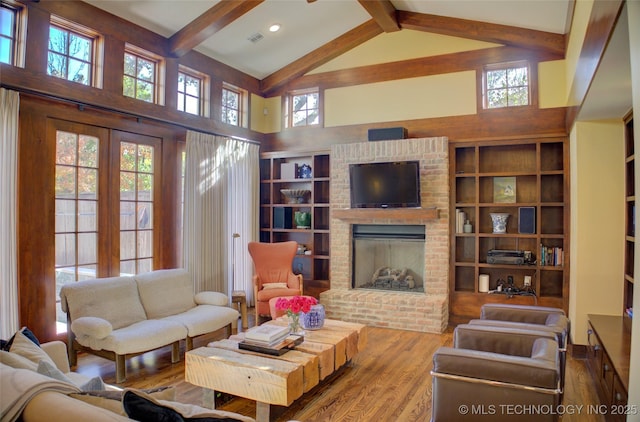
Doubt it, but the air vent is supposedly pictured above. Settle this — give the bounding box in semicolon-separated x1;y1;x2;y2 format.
247;32;264;43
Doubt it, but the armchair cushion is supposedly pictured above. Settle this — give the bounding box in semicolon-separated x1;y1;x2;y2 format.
454;324;557;357
433;338;559;389
262;282;289;290
71;317;113;340
480;303;565;324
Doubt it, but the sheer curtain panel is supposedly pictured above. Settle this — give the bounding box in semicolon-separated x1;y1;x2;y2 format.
1;88;20;338
183;131;259;300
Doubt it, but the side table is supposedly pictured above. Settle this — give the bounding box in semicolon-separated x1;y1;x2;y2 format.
232;290;248;329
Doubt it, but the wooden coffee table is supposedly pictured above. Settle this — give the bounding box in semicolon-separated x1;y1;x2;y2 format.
185;318;367;422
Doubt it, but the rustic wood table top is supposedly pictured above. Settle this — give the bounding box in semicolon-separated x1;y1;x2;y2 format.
185;318;367;422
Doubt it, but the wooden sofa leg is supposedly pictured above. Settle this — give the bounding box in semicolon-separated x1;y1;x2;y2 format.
172;341;180;363
186;337;193;352
115;354;126;383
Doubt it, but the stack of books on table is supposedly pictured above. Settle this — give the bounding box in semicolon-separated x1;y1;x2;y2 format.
239;324;303;355
243;325;291;347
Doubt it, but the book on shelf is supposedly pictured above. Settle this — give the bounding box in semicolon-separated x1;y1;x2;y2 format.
455;209;466;234
540;244;563;266
244;324;290;345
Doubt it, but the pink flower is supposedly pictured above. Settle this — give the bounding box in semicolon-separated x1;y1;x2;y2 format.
275;295;317;314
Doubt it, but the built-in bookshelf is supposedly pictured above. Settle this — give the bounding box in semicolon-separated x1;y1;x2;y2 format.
450;137;569;318
259;150;331;298
624;114;634;319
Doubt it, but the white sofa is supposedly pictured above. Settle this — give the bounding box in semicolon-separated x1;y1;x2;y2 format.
60;269;239;382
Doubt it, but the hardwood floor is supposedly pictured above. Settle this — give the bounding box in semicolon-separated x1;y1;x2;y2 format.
74;311;604;422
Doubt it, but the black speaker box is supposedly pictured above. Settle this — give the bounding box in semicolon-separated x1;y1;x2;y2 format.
518;207;536;234
273;207;293;229
368;127;407;141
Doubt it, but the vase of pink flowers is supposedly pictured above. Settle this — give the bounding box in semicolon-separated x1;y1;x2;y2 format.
275;295;318;335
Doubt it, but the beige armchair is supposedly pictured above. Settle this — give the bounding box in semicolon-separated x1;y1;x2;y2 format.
469;304;569;396
431;324;561;421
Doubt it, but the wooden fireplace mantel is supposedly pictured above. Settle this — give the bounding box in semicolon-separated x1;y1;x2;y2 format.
332;207;438;221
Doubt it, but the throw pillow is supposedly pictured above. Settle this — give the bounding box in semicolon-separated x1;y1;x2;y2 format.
9;330;56;367
1;326;40;351
37;359;106;391
262;282;288;290
122;389;255;422
0;350;38;371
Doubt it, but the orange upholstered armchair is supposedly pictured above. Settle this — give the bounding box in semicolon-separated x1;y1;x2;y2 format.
248;241;303;324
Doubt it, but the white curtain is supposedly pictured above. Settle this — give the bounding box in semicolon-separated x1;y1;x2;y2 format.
183;131;259;301
0;88;20;338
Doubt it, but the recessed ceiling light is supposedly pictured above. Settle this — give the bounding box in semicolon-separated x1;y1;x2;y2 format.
269;24;281;33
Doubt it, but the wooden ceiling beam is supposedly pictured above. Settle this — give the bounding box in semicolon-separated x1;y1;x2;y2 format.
398;10;565;56
169;0;264;57
260;19;383;96
357;0;400;32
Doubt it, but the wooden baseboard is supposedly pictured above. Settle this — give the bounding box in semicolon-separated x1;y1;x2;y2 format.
570;343;587;359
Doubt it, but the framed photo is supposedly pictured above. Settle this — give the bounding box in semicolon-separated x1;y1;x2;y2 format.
494;177;516;203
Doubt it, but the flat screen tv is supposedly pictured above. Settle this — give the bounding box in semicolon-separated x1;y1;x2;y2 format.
349;160;421;208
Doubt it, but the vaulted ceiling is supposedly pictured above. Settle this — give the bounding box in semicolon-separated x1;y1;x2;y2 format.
85;0;571;95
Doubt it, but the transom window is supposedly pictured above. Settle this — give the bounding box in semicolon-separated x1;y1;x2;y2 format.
286;88;320;128
47;17;98;86
178;67;207;116
221;83;247;127
483;61;530;109
0;2;18;65
124;45;163;104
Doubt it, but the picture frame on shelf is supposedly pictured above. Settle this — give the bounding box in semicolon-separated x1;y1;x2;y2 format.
493;176;516;203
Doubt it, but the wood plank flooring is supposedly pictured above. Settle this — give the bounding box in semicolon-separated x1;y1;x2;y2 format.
74;312;604;422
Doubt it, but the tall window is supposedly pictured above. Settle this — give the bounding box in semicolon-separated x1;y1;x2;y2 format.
178;67;207;116
47;18;98;86
55;129;100;330
221;83;247;127
124;45;162;104
119;142;155;275
483;61;530;109
285;88;320;128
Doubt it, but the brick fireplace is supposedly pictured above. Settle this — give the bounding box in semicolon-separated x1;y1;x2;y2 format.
319;137;449;333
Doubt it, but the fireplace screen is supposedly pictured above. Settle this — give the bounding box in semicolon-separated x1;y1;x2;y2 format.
352;224;425;292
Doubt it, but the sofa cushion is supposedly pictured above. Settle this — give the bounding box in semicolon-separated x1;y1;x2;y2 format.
195;291;229;307
71;317;113;340
60;276;147;330
122;389;256;422
73;319;187;355
163;305;238;337
135;269;196;319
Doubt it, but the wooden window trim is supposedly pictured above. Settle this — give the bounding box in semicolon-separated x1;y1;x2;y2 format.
477;60;538;112
124;43;165;105
178;66;209;117
284;87;322;129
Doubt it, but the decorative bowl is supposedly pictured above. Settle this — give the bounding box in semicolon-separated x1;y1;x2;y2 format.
281;189;310;204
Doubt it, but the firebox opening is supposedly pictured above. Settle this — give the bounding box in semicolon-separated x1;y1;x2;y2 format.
352;224;426;293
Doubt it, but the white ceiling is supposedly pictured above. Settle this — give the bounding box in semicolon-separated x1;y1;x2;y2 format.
84;0;631;121
86;0;572;79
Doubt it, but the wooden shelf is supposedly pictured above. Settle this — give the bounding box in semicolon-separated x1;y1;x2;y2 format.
259;150;331;297
332;207;438;221
450;137;569;318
